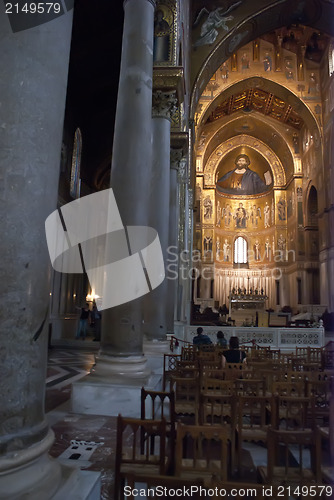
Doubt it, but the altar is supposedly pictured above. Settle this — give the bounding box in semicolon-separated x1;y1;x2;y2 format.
229;291;268;316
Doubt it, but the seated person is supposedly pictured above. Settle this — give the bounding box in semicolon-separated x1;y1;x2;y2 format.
221;336;247;367
193;327;212;346
216;330;227;347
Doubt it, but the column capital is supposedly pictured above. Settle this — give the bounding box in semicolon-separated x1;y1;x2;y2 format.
124;0;156;8
152;90;178;120
153;67;185;104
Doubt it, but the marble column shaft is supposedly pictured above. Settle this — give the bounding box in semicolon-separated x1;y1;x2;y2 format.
143;90;177;341
100;0;155;358
166;150;182;332
0;9;73;499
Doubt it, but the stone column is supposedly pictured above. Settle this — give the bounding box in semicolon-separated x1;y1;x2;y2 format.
0;9;74;500
166;149;183;333
98;0;155;377
143;90;177;343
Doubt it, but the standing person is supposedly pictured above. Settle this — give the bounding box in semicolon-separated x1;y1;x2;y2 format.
221;336;246;366
216;331;227;347
91;305;102;341
193;327;212;346
75;303;90;340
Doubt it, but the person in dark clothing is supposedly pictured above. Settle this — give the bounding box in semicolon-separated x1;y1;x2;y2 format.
91;305;101;341
193;327;212;346
216;330;227;347
76;303;90;339
222;335;246;366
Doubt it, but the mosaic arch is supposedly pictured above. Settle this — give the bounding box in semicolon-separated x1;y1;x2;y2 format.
196;77;322;144
203;135;286;190
190;0;334;116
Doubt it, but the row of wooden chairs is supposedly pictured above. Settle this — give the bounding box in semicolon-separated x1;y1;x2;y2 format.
115;412;330;500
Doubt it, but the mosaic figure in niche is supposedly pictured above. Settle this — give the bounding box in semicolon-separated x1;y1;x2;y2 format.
263;52;272;71
216;237;221;259
264;201;270;228
241;52;250;71
216;154;268;195
216;200;222;226
254;240;261;261
277;198;286;221
204;235;213;252
203;195;213;219
223;239;230;261
220;62;229;81
235;202;247;228
285;58;294;80
223;204;232;226
265;238;270;259
153;9;170;63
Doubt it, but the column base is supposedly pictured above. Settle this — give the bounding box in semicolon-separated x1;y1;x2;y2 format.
71;353;163;417
143;339;171;355
0;429;101;500
92;354;150;380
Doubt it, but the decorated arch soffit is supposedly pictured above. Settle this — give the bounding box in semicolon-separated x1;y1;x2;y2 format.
196;77;322;149
202;135;286;190
190;0;334;117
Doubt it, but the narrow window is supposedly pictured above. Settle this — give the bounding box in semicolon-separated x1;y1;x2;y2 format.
70;128;82;199
234;236;247;264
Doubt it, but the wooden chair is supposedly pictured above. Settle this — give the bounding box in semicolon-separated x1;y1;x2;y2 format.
236;395;274;474
319;396;334;485
306;378;333;426
170;376;199;424
199;393;237;474
175;360;199;379
162;353;181;391
175;423;232;484
181;345;197;361
120;473;205;500
223;363;245;380
200;377;235;396
114;415;168;500
140;387;176;466
234;378;266;397
272;380;306;397
258;428;322;489
271;395;312;430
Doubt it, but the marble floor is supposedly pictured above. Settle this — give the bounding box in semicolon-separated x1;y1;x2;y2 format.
45;346;334;500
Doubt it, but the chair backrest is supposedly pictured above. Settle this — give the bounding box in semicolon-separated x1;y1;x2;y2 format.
175;423;231;481
181;345;197;361
115;415;168;480
237;395;272;432
272;380;306;397
223;363;245;380
170;376;199;423
200;377;235;396
199;393;237;427
234;378;266;397
163;353;181;390
141;387;175;426
265;427;321;484
271;395;312;430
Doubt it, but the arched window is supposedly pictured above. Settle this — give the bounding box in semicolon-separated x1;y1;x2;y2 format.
329;42;334;76
234;236;248;264
70;128;82;199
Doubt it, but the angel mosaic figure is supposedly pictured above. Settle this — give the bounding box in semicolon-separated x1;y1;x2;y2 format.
193;1;242;47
